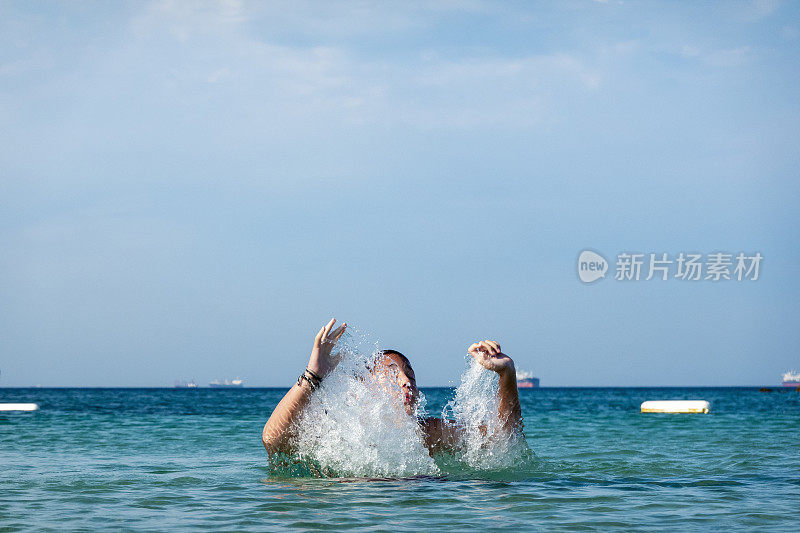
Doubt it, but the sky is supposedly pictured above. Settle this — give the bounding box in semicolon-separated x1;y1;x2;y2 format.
1;0;799;387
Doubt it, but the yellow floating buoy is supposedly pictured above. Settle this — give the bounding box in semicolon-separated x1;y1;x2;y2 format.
641;400;709;413
0;403;39;412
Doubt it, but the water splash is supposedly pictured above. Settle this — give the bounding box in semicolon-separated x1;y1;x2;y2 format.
288;330;531;478
292;329;438;478
441;357;531;471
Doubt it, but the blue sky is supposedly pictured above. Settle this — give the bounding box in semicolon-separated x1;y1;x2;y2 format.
1;0;798;386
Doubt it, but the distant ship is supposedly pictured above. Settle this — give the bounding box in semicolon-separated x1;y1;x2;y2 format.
174;379;197;388
516;370;540;388
782;370;800;387
209;378;244;388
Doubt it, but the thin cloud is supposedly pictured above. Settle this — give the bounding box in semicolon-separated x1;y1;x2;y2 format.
680;44;753;67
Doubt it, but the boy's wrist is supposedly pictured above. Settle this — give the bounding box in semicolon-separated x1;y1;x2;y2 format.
297;367;322;390
498;363;516;381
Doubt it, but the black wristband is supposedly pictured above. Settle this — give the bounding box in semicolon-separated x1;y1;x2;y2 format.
305;368;323;382
297;372;317;390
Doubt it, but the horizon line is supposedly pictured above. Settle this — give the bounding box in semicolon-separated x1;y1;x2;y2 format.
0;384;792;389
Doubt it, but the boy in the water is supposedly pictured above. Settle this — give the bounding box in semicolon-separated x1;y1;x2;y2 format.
261;318;522;456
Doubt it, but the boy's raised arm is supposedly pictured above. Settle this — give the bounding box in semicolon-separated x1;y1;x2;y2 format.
261;318;346;456
467;340;523;432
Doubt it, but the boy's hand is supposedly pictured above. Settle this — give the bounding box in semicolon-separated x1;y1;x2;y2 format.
307;318;347;378
467;340;515;378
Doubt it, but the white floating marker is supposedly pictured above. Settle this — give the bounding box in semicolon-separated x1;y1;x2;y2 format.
0;403;39;412
641;400;709;414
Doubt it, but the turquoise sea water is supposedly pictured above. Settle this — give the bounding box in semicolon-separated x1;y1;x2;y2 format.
1;387;799;531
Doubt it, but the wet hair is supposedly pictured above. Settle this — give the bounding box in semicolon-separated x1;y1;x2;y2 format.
380;349;410;367
379;350;416;384
368;350;415;379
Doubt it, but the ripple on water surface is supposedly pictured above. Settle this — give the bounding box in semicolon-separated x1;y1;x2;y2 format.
1;386;799;530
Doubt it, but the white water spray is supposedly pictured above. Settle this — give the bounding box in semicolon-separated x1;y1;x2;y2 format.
289;331;530;477
442;357;529;470
293;330;437;478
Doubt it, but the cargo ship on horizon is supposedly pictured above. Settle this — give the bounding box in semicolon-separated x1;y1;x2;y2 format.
209;379;244;388
782;370;800;387
516;370;540;388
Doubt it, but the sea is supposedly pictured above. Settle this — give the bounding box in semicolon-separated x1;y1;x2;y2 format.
1;386;799;531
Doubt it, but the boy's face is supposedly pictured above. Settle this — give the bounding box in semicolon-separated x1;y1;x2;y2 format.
374;353;419;415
